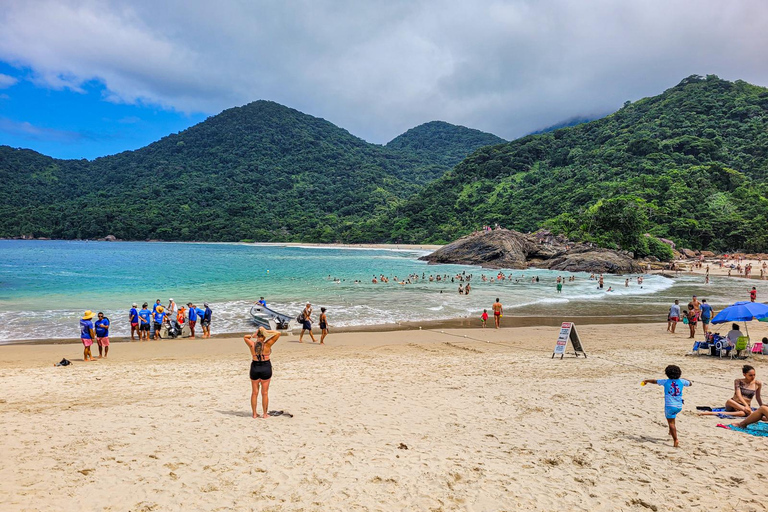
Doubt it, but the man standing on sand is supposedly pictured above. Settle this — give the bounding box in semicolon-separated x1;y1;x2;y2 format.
201;302;212;339
299;302;317;343
668;300;680;334
80;311;97;361
138;303;151;341
750;287;757;302
95;312;110;358
700;299;713;336
492;298;503;329
129;303;139;340
187;302;198;339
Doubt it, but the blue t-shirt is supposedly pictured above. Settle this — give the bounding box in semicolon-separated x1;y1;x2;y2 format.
657;378;691;408
196;307;205;319
152;303;161;312
154;311;165;323
700;304;712;319
188;307;198;321
129;308;139;323
139;309;151;324
95;317;110;337
80;319;94;339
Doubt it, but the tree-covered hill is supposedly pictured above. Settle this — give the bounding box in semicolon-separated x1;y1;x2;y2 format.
389;75;768;254
386;121;505;165
0;101;503;242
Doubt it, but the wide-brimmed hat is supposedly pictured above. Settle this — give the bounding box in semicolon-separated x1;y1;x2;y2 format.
156;306;165;313
132;303;138;307
82;310;95;320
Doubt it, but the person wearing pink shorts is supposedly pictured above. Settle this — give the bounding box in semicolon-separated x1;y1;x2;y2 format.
94;312;111;358
80;311;97;361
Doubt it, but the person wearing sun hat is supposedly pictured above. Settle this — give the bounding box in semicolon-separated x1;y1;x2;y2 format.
79;311;97;361
153;305;166;340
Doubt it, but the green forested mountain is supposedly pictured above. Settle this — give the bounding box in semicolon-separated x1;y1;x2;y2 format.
386;121;505;164
0;101;504;242
389;75;768;254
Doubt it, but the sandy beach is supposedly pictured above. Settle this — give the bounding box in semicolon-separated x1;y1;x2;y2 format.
1;323;766;511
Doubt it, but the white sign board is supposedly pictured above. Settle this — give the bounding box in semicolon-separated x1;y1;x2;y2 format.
552;322;587;359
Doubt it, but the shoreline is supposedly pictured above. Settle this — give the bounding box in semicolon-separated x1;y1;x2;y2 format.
0;312;663;346
0;238;444;251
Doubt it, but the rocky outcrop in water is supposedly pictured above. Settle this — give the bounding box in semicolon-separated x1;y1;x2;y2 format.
420;229;643;274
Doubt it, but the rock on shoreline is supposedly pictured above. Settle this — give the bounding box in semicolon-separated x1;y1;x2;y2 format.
419;229;643;274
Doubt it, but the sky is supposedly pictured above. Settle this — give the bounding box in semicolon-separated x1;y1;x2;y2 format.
0;0;766;160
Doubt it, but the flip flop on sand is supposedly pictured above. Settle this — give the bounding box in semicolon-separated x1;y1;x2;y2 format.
716;424;732;430
267;410;293;418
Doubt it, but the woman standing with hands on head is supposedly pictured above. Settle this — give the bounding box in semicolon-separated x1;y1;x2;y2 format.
244;327;281;418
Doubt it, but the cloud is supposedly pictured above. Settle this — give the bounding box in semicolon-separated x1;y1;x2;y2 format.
0;0;766;143
0;73;17;88
0;118;83;142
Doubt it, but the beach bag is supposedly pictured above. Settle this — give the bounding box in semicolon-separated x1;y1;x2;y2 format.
682;316;689;324
296;312;305;323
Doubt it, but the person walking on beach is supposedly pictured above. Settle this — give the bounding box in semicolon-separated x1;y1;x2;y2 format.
481;309;488;328
129;303;139;341
299;303;316;343
642;365;692;447
667;300;680;333
750;287;757;302
138;303;151;341
319;307;329;345
187;302;197;339
201;303;212;338
80;311;98;361
492;299;503;329
244;327;281;418
95;312;110;358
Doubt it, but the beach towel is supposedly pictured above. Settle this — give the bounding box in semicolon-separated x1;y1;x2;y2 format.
717;422;768;437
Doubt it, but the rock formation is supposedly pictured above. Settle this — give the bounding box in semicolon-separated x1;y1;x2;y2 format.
420;229;643;274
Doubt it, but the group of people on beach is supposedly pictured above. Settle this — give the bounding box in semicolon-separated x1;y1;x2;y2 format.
78;299;213;361
128;299;213;341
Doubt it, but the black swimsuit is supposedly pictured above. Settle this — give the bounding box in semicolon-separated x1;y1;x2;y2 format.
250;359;272;380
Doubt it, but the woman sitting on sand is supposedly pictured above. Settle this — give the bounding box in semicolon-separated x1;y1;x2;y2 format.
244;327;281;419
700;365;762;417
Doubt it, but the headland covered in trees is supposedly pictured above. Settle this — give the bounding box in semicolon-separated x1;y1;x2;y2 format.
3;74;768;257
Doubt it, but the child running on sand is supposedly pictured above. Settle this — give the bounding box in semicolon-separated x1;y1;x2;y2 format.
642;365;692;447
481;309;488;328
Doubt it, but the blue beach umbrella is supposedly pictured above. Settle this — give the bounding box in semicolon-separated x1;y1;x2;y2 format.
711;301;768;337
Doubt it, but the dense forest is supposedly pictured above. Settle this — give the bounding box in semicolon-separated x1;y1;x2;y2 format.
3;75;768;255
0;101;503;242
388;75;768;255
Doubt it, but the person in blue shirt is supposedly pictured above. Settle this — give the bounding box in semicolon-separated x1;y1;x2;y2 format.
153;306;165;340
642;365;693;447
257;297;267;307
187;302;198;338
129;303;139;341
151;299;162;338
201;303;213;339
94;312;111;358
79;310;97;362
138;303;151;341
700;299;714;336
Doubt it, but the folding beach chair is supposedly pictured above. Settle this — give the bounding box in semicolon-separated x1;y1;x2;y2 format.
732;336;751;359
752;340;764;355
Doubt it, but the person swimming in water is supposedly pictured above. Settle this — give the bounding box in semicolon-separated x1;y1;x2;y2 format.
243;327;281;419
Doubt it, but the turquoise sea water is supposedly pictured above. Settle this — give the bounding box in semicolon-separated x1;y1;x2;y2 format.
1;240;766;343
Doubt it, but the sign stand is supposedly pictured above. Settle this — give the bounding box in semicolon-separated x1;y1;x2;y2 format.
552;322;587;359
